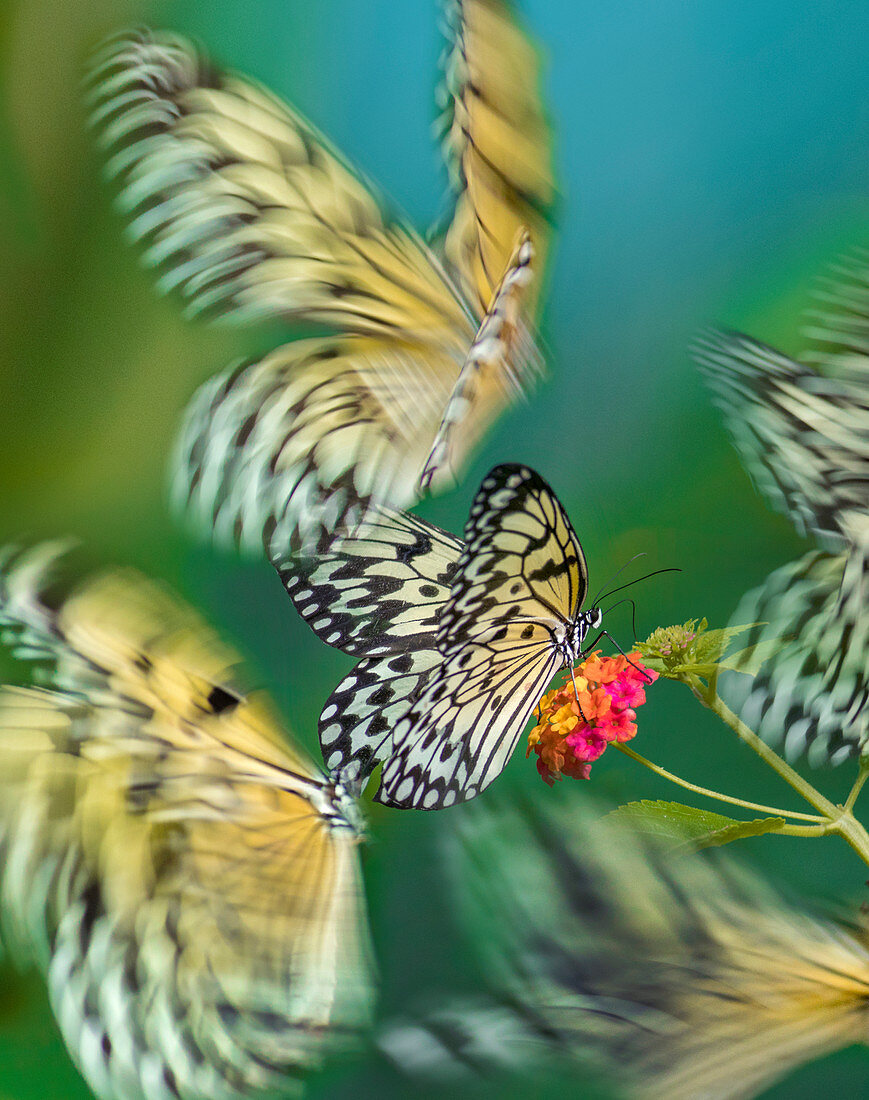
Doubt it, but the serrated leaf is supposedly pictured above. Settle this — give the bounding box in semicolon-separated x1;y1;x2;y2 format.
604;800;786;852
691;623;757;664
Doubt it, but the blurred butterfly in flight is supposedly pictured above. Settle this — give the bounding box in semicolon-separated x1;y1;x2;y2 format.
697;255;869;767
382;797;869;1099
0;544;373;1100
275;464;647;810
86;0;554;554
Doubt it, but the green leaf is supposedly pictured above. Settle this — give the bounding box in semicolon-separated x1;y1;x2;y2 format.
638;619;768;680
690;623;756;664
604;800;786;852
717;637;791;675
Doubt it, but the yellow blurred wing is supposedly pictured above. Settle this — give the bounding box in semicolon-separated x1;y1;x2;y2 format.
172;238;539;554
0;545;372;1100
173;333;461;554
437;0;555;317
87;29;472;343
87;24;549;552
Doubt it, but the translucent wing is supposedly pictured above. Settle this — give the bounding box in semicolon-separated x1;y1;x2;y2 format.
696;328;869;547
87;29;471;339
0;545;373;1100
172;335;462;555
378;621;560;809
372;465;588;809
318;648;441;783
384;799;869;1099
437;0;555;317
271;508;463;657
801;252;869;380
172;240;539;555
89;27;547;552
725;545;869;765
697;309;869;767
443;463;586;644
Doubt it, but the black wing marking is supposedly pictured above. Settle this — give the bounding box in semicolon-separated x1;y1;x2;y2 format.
272;508;463;657
319;647;441;785
697;329;869;547
725;545;869;765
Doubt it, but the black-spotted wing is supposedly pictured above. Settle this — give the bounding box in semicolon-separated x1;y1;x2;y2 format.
359;465;588;809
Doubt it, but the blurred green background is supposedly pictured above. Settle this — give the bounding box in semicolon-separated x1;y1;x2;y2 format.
2;0;869;1096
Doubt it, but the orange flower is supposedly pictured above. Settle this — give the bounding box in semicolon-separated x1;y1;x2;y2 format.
527;651;657;784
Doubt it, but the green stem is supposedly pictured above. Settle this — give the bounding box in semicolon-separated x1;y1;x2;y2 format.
613;743;826;822
684;675;840;818
684;675;869;868
844;760;869;813
774;823;833;838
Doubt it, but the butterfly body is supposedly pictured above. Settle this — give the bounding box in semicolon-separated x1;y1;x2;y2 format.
555;606;604;666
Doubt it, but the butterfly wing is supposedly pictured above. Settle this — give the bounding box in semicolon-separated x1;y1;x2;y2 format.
318;647;442;783
696;328;869;547
437;0;555;318
383;799;869;1099
446;464;587;636
90;28;545;550
697;315;869;766
801;253;869;380
271;508;463;657
725;545;869;766
172;335;464;554
87;29;471;340
373;465;587;809
0;545;373;1099
378;620;561;809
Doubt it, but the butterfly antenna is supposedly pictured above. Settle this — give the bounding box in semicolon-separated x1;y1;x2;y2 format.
590;553;646;608
602;596;639;640
595;566;682;607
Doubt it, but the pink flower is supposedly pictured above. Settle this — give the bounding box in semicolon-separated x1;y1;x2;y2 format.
565;724;609;762
527;651;657;784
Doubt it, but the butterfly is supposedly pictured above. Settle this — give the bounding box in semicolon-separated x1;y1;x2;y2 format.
274;464;609;809
0;543;373;1100
86;0;554;554
382;797;869;1099
696;264;869;765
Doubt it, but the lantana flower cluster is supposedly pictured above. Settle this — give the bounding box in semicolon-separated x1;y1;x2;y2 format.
527;651;658;785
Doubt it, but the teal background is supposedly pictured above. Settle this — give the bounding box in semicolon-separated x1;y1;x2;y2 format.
2;0;869;1096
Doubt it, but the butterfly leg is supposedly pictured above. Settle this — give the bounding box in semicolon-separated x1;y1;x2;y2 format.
567;663;589;723
582;629;654;683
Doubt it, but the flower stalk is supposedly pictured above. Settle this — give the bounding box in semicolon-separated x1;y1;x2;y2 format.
549;621;869;868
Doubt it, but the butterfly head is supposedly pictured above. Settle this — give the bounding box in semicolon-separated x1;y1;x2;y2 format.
561;607;603;665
